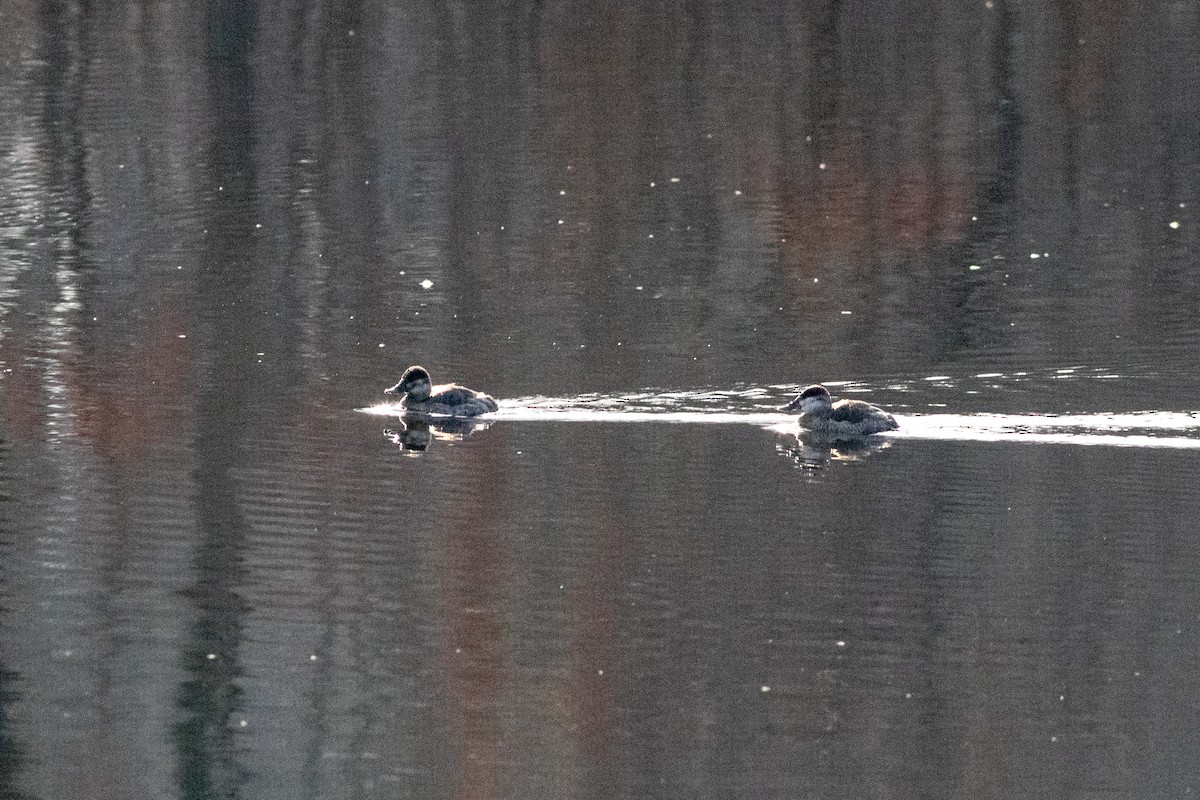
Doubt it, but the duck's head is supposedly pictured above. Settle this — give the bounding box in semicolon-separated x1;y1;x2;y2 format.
783;384;833;413
385;365;433;401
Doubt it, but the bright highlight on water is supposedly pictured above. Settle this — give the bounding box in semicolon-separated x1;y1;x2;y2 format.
363;385;1200;450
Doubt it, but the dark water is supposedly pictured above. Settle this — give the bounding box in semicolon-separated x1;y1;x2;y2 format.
3;1;1200;797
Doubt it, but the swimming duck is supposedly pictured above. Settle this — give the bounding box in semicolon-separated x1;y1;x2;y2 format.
782;384;898;437
384;366;498;417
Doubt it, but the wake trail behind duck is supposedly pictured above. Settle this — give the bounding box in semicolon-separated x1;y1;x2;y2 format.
361;393;1200;449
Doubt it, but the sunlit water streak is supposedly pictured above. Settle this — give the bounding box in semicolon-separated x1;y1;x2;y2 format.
854;414;1200;449
360;391;1200;449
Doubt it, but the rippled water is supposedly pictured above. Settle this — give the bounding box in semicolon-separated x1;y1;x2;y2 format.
3;0;1200;798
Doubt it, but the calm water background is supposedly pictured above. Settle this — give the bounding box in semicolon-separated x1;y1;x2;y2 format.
2;1;1200;798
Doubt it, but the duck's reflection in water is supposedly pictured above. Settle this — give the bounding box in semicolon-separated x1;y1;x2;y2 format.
776;430;893;469
384;414;492;453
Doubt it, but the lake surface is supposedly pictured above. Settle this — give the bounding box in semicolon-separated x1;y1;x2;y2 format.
2;1;1200;798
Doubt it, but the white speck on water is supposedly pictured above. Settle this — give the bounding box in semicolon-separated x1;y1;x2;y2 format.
925;375;952;381
207;653;216;660
840;310;852;315
968;264;981;270
836;641;846;647
178;334;187;338
1030;253;1040;259
819;162;827;170
1170;220;1181;229
813;278;819;283
636;286;644;291
670;177;680;183
557;219;564;225
420;279;433;289
761;685;771;692
239;720;248;728
310;654;318;661
648;234;654;238
377;343;385;348
559;190;566;195
649;181;656;187
734;190;742;196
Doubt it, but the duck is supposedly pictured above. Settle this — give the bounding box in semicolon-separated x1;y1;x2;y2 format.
384;366;498;417
781;384;898;437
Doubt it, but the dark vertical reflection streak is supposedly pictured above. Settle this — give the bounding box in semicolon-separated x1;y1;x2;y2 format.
173;1;259;798
429;0;465;339
0;669;22;800
935;0;1023;359
977;0;1022;225
808;0;842;128
0;435;27;800
1057;1;1081;228
36;0;92;267
681;1;724;327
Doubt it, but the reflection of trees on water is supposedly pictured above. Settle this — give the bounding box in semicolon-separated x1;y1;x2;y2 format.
0;1;1198;797
3;1;1198;413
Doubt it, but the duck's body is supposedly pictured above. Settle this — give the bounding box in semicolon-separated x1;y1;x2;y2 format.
783;384;898;437
385;366;498;417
